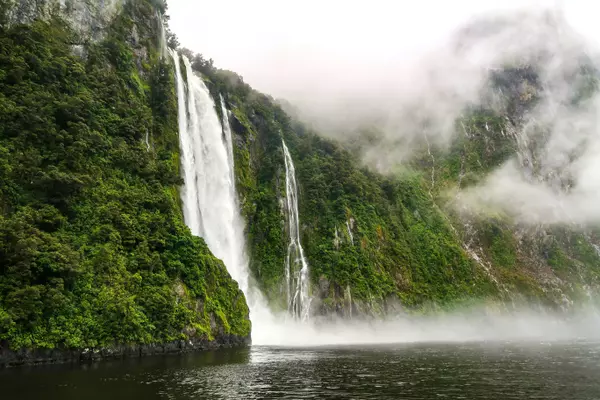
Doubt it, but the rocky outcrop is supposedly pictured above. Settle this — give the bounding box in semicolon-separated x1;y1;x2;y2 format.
6;0;120;39
0;334;251;368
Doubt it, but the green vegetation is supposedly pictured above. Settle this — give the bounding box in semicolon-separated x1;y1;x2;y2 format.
0;1;249;351
191;67;498;314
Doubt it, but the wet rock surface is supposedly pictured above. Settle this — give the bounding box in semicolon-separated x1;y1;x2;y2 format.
0;334;251;368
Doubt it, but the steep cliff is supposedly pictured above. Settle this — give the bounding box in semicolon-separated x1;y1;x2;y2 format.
194;47;600;318
0;0;250;365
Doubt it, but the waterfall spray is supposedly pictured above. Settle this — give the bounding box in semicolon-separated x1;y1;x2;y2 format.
282;140;311;321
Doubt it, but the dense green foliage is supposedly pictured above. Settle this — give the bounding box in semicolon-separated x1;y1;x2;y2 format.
193;69;498;315
0;1;249;351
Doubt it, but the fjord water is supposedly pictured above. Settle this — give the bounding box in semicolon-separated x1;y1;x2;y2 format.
3;342;600;399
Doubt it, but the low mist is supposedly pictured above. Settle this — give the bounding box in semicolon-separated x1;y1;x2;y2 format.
252;308;600;347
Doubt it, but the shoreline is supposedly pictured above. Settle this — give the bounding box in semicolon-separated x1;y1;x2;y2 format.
0;334;251;368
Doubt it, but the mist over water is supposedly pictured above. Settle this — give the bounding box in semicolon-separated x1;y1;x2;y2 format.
252;308;600;346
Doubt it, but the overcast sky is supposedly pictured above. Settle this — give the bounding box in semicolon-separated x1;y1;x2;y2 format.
167;0;597;99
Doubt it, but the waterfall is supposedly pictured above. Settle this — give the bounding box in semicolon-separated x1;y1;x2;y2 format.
169;49;249;300
157;12;168;60
169;48;313;342
170;49;279;343
346;284;353;319
144;130;150;151
346;221;354;245
282;140;311;321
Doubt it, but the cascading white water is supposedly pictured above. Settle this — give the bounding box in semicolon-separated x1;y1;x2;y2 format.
157;11;168;60
282;140;311;321
220;95;236;186
170;46;314;339
169;49;250;299
346;221;354;245
169;49;280;343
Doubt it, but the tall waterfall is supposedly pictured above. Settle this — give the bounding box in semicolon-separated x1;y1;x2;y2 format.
169;46;313;342
169;49;249;299
157;12;168;60
169;50;281;343
282;140;311;321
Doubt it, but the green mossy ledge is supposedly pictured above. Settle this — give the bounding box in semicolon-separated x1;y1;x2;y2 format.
0;1;250;367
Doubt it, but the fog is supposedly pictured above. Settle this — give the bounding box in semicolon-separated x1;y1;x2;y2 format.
167;0;596;102
252;308;600;346
167;0;600;225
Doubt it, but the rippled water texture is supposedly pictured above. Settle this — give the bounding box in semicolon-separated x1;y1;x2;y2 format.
2;342;600;399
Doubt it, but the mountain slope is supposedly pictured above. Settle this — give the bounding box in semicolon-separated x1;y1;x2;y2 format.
195;49;600;317
0;0;249;361
2;0;600;366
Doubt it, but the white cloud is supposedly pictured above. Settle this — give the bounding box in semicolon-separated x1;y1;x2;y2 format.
167;0;600;226
167;0;597;97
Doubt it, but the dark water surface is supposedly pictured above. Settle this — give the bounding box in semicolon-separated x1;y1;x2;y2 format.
2;341;600;399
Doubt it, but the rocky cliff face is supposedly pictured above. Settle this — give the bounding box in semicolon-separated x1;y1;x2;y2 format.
442;66;600;313
4;0;120;40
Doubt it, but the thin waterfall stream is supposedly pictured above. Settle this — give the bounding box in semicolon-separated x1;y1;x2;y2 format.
282;140;311;321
